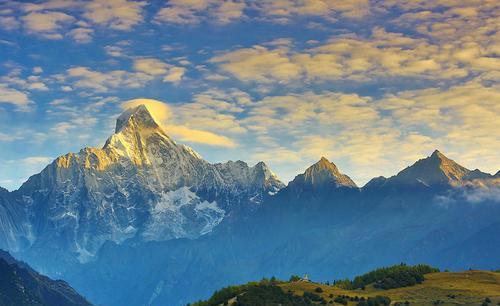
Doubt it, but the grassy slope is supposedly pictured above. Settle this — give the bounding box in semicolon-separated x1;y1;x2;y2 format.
279;271;500;305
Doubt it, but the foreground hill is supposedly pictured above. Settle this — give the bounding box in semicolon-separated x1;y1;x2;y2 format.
0;250;92;306
191;267;500;306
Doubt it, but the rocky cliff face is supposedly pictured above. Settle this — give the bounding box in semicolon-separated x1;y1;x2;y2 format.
0;188;32;253
5;105;284;262
385;150;493;188
287;157;358;194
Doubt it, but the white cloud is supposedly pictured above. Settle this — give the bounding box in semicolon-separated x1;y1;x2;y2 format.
165;124;236;148
0;132;19;142
67;27;93;43
32;66;43;74
21;11;75;39
211;0;246;24
19;0;80;12
1;0;145;42
254;0;370;22
209;27;482;84
122;98;172;122
155;0;246;25
28;82;49;91
50;122;73;134
0;85;31;111
133;58;169;75
83;0;146;30
0;15;20;30
121;98;237;147
104;45;127;57
19;156;53;165
132;58;186;83
163;67;186;83
210;45;302;83
65;66;154;92
173;89;249;134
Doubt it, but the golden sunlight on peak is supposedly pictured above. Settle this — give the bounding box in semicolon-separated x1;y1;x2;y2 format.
121;98;236;148
122;98;172;123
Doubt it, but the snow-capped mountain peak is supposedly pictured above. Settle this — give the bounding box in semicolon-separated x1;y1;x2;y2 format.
7;104;284;262
104;105;176;166
115;104;162;133
253;161;282;185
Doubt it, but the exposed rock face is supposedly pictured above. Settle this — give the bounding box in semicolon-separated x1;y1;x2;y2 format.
386;150;492;187
5;105;284;262
0;188;32;252
287;157;358;194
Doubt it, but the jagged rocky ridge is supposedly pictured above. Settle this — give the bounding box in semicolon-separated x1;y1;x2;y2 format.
364;149;496;189
0;106;497;264
0;105;284;262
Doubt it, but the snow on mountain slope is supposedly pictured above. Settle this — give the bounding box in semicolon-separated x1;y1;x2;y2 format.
10;105;284;262
215;160;284;204
143;186;225;241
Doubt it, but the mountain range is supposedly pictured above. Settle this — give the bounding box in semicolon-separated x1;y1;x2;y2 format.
1;105;283;265
0;105;498;306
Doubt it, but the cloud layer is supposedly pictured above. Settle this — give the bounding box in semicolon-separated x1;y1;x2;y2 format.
0;0;498;189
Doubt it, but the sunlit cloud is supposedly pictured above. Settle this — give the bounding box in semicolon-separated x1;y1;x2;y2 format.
122;98;172;122
67;27;94;43
133;58;186;83
0;85;32;111
83;0;146;30
121;98;237;148
18;156;53;165
209;26;488;84
165;125;236;148
210;45;302;83
254;0;370;22
1;0;146;42
21;11;74;39
154;0;246;25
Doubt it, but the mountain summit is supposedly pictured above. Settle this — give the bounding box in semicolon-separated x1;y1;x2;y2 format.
8;105;284;263
288;157;357;193
387;150;491;187
104;104;189;167
115;104;162;133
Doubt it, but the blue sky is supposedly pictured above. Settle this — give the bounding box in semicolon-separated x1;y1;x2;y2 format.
0;0;499;190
